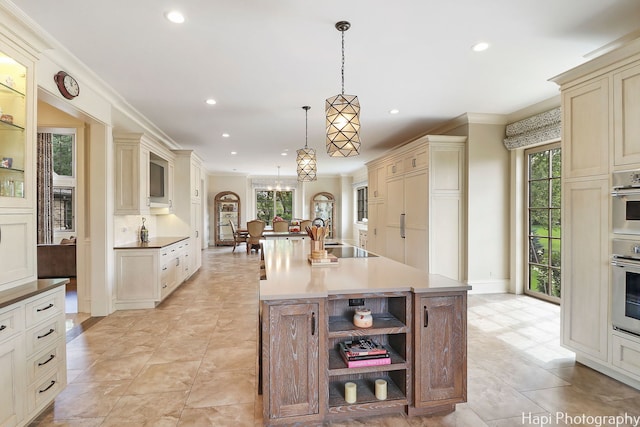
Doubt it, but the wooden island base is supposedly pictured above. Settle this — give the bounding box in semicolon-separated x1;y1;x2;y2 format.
259;240;470;426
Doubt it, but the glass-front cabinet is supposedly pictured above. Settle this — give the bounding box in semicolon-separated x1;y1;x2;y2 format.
312;192;335;239
0;49;27;204
215;191;241;246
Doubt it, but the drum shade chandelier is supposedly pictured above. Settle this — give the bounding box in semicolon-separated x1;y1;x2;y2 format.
326;21;360;157
297;106;317;181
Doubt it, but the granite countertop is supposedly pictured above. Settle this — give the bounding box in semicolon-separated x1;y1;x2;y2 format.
259;239;471;301
114;236;189;249
0;278;69;309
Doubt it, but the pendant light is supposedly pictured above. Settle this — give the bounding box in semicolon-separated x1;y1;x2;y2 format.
326;20;360;157
297;105;317;181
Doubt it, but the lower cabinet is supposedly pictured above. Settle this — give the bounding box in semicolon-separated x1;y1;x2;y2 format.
261;299;324;425
115;239;189;310
412;292;467;414
261;291;467;425
0;283;66;427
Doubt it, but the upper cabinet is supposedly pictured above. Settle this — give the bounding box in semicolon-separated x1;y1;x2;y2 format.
114;134;174;215
0;44;34;210
614;62;640;167
561;78;610;178
0;36;37;292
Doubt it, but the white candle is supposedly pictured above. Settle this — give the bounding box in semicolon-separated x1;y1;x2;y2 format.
375;379;387;400
345;382;357;404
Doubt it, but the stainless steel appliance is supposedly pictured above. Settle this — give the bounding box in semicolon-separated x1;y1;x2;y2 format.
611;239;640;336
612;170;640;235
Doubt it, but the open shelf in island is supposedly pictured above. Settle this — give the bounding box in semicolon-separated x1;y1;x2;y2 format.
327;374;408;415
328;343;408;376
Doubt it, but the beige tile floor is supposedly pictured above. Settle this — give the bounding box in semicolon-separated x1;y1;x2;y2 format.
31;246;640;426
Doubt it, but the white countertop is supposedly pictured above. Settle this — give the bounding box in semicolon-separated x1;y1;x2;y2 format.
259;240;471;301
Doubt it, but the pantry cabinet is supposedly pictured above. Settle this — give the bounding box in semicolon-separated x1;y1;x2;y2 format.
551;37;640;386
367;135;466;276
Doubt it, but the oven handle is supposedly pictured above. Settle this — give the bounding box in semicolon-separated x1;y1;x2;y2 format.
611;259;640;269
612;189;640;197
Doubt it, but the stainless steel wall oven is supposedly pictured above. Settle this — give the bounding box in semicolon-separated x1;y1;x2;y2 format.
612;170;640;235
611;239;640;337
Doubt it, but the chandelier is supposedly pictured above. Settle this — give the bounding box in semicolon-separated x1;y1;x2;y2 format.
326;21;360;157
297;105;317;181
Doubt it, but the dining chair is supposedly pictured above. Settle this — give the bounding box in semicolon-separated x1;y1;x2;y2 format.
229;220;248;252
246;219;266;253
272;220;289;233
300;219;312;231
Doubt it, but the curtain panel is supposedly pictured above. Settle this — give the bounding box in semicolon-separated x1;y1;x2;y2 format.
37;132;53;244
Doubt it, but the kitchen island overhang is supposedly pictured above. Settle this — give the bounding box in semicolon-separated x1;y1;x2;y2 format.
259;239;471;425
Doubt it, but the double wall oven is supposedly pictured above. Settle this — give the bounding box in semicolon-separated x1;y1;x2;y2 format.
611;170;640;336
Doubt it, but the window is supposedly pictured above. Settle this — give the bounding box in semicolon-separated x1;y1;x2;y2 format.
44;128;77;235
52;133;74;178
526;143;561;301
356;186;368;222
53;187;74;231
256;190;294;226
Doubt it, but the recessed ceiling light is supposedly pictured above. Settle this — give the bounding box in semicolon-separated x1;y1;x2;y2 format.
231;151;237;155
205;98;216;105
472;42;490;52
281;152;288;156
389;109;400;115
222;133;230;138
165;10;185;24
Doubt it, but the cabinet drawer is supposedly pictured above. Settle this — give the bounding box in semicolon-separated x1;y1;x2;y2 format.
25;316;65;356
405;148;428;170
26;339;65;384
25;288;64;328
387;159;404;177
0;306;24;343
612;333;640;378
27;368;65;414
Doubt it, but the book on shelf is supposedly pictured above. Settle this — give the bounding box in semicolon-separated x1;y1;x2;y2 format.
338;339;387;357
339;351;391;368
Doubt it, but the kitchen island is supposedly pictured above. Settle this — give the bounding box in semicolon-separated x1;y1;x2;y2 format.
259;239;471;426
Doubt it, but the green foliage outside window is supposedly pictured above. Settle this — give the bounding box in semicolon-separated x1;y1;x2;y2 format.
256;190;293;226
52;133;73;177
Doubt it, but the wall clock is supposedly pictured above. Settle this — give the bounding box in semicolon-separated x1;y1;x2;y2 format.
53;71;80;99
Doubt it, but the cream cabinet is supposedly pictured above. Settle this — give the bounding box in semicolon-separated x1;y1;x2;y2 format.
0;34;37;293
551;38;640;387
0;214;35;292
115;239;189;310
114;134;175;215
367;136;466;276
613;61;640;167
170;151;203;275
0;282;67;427
562;78;610;178
0;315;26;427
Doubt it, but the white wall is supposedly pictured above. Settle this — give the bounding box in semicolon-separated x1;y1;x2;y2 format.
466;122;510;292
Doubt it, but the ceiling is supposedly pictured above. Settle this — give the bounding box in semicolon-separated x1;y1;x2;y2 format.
10;0;640;177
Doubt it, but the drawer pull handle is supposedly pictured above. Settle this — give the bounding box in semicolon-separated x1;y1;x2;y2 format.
37;303;54;312
39;380;56;393
311;312;316;336
423;306;429;328
0;325;6;332
38;354;56;366
37;328;55;339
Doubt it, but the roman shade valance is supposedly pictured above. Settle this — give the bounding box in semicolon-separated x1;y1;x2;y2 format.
503;107;561;150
